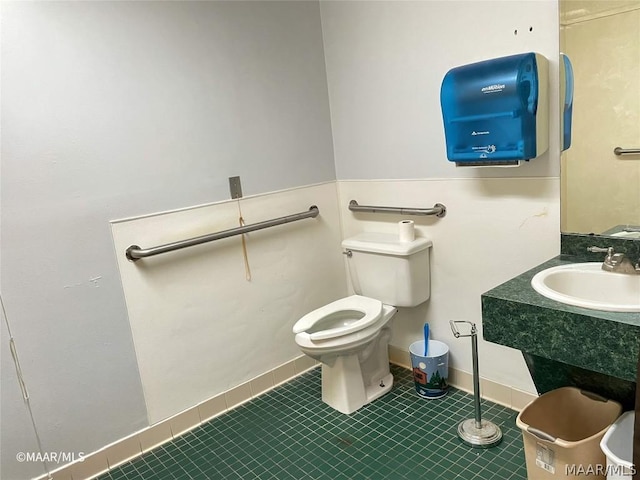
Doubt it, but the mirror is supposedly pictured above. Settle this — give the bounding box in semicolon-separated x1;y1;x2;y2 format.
559;0;640;238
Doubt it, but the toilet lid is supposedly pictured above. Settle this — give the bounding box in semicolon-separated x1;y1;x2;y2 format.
292;295;383;341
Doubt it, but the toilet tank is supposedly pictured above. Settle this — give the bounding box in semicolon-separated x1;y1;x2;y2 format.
341;232;432;307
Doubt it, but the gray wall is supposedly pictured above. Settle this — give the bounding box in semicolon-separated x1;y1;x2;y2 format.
321;0;560;180
0;2;335;478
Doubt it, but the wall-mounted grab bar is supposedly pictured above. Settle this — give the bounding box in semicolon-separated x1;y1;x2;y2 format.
348;200;446;218
614;147;640;156
126;205;320;261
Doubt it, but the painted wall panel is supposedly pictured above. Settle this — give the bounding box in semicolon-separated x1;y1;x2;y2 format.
338;178;560;393
111;183;347;423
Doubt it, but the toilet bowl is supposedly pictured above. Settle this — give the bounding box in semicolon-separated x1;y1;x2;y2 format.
293;295;397;414
292;232;432;414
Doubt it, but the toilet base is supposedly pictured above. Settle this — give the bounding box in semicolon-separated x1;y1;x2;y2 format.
297;308;397;415
321;357;393;415
366;372;393;404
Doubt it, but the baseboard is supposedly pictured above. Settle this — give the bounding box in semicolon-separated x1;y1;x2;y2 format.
388;344;536;412
39;355;319;480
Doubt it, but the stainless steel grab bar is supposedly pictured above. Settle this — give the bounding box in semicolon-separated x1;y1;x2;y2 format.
348;200;446;217
126;205;320;261
614;147;640;156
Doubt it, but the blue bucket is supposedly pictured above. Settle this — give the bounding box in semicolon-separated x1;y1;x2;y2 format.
409;340;449;399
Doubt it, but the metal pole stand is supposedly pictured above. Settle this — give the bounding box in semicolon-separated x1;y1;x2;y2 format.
450;320;503;448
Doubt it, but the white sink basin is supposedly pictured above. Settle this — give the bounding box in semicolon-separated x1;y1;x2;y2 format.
531;263;640;312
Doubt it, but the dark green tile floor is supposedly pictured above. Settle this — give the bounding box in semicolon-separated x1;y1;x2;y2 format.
99;365;527;480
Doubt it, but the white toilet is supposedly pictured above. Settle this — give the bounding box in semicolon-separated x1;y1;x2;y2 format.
292;232;432;414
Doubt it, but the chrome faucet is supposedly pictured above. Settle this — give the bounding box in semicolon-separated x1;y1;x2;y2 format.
587;246;640;274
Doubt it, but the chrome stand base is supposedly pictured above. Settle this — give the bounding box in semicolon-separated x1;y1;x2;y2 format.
457;418;503;448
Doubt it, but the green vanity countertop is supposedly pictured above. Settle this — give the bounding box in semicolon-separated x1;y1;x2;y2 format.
482;255;640;382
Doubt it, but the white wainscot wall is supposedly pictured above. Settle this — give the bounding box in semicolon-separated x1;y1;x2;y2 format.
338;178;561;395
111;182;347;424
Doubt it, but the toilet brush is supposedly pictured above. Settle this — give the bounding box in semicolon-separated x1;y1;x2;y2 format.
423;323;429;356
449;320;503;448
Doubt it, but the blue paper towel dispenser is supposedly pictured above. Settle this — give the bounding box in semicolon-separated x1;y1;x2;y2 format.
440;52;549;165
560;53;574;151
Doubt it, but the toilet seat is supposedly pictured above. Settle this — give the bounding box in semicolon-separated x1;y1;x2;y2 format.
292;295;383;341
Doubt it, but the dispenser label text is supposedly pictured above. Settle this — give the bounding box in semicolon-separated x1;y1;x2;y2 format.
472;145;496;154
481;83;506;93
